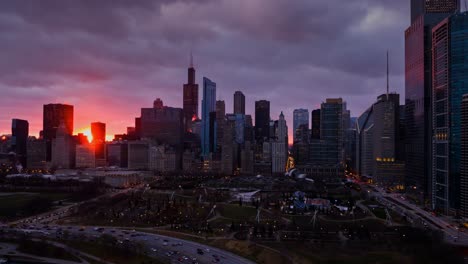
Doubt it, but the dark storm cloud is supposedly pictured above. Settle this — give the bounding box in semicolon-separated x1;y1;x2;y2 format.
0;0;409;136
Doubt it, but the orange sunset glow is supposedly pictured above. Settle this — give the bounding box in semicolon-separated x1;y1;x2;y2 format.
75;127;113;142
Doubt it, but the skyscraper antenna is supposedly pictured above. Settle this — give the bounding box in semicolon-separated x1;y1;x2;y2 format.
190;50;194;68
386;50;389;99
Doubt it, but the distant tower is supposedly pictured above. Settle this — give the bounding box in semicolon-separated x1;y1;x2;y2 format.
201;77;216;157
183;53;199;131
293;109;309;143
43;103;74;161
234;91;246;115
11;119;29;167
153;98;164;109
255;100;270;142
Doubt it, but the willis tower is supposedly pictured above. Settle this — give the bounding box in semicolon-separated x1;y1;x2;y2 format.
183;54;199;132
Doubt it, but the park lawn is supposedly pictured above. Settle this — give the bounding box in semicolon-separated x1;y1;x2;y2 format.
218;204;257;220
0;193;69;220
15;239;81;262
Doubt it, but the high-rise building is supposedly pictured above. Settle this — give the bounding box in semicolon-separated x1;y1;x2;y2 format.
234;91;246;115
272;112;288;174
90;122;106;164
311;109;321;139
356;106;375;178
106;142;128;168
26;139;47;170
91;122;105;143
255;100;270;142
127;141;149;170
11;119;28;167
293;109;309;143
183;55;199;131
215;100;226;154
404;2;458;205
320;98;347;165
461;94;468;218
51;122;75;169
356;93;403;186
222;116;236;175
202;77;216;157
431;12;468;214
43;103;73;161
75;144;95;168
411;0;460;23
140;103;184;147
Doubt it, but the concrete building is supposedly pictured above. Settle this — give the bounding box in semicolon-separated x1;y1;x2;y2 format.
127;141;149;170
106;142;128;168
272;112;288;174
76;144;95;168
51;123;75;169
26;139;47;170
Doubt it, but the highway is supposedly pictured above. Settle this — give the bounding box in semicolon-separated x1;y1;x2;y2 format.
5;224;255;264
366;184;468;246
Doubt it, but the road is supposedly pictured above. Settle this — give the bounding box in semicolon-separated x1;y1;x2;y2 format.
5;224;255;264
364;184;468;246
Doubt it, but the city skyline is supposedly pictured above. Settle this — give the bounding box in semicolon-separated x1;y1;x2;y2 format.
0;0;412;140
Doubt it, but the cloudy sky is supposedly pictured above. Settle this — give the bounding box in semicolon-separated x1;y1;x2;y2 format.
0;0;409;140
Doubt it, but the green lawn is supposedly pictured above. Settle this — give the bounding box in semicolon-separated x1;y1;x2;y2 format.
0;192;72;220
218;204;257;220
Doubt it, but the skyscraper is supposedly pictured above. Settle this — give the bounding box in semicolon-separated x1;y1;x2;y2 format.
320;98;347;165
91;122;106;143
43;104;74;140
140;104;184;147
11;119;28;167
411;0;460;23
43;103;74;161
404;1;458;205
51;122;75;169
431;12;468;214
311;109;321;139
183;55;199;131
91;122;106;161
216;100;226;155
293;109;309;143
255;100;270;142
272;112;288;174
234;91;245;115
201;77;216;157
461;94;468;218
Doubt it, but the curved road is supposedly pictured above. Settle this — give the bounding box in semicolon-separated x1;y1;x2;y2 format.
7;224;255;264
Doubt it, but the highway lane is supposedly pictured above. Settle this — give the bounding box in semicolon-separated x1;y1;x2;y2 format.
365;184;468;245
6;224;255;264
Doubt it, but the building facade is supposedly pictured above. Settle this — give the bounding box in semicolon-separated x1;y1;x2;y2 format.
11;119;29;167
234;91;246;115
431;12;468;214
201;77;216;157
183;59;199;131
255;100;270;142
293;109;309;143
